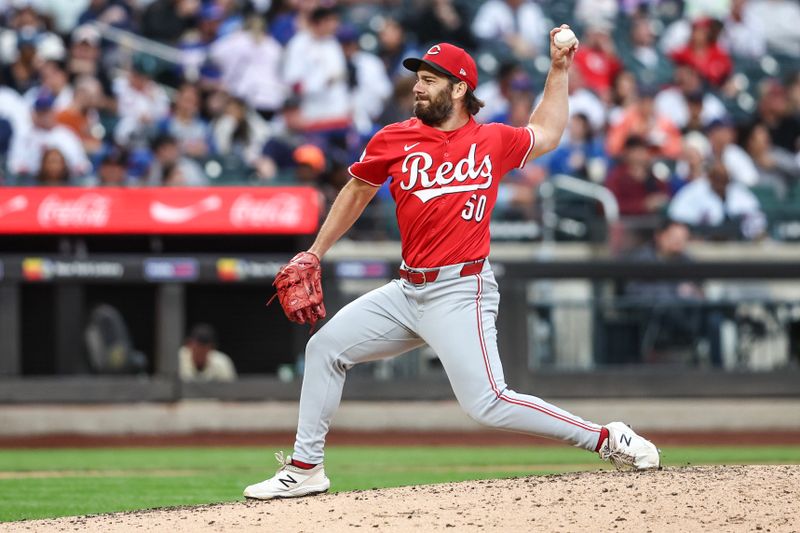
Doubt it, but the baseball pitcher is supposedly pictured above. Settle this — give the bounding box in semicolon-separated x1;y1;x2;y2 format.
245;25;660;500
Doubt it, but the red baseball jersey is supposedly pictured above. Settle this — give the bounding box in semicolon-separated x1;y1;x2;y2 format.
349;117;535;268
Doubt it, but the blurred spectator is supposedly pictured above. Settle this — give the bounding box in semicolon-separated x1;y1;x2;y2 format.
55;74;105;156
141;0;200;44
337;24;392;137
409;0;475;51
475;61;525;124
66;24;114;100
705;116;759;186
567;68;607;133
606;136;671;216
24;59;72;111
720;0;766;59
7;91;91;180
608;71;639;125
283;7;350;147
620;16;674;87
0;4;64;64
740;121;800;200
671;131;711;193
1;28;40;94
157;82;211;159
756;79;800;153
668;158;766;239
215;0;245;38
377;16;420;80
0;72;31;139
669;18;732;87
209;14;286;118
178;3;225;80
575;0;618;30
748;0;800;57
607;85;682;159
255;97;308;182
680;90;707;134
112;56;170;146
211;96;270;167
85;145;131;186
487;72;535;125
35;147;70;186
573;23;623;101
293;143;327;186
654;64;727;131
624;218;723;367
146;133;206;186
547;113;607;181
471;0;548;59
268;0;318;46
377;76;416;125
178;323;237;383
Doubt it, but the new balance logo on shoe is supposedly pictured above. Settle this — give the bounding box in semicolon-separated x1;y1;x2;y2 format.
620;434;632;447
243;452;331;500
278;474;298;488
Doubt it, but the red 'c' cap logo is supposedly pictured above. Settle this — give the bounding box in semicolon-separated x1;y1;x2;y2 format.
427;45;441;55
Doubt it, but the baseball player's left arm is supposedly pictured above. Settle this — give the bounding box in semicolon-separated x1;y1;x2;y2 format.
527;25;579;160
307;178;379;259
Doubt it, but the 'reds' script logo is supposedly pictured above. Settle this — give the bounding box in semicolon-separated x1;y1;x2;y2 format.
400;143;493;203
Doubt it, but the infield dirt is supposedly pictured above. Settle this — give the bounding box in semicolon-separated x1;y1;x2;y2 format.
5;465;799;532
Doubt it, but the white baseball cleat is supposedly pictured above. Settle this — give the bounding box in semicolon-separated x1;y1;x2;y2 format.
243;451;330;500
598;421;661;470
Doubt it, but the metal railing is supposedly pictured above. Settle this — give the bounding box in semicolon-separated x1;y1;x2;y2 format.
538;174;619;243
90;21;184;65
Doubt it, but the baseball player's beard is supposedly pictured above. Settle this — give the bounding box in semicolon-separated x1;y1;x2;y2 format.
414;90;454;126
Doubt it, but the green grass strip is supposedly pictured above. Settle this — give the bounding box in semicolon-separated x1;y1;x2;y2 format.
0;445;798;522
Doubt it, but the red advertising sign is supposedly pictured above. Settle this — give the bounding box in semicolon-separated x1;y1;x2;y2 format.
0;187;321;234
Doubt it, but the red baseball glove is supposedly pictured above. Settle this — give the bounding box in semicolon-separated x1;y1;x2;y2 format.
269;251;326;328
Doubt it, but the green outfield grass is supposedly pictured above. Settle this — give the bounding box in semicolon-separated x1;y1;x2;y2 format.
1;445;799;522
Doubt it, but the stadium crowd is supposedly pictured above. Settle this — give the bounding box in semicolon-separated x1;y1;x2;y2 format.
0;0;798;242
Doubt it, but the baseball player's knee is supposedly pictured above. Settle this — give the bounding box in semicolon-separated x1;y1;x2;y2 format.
464;396;507;428
305;331;350;372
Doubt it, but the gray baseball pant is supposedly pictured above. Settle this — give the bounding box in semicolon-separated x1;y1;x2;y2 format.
293;260;602;464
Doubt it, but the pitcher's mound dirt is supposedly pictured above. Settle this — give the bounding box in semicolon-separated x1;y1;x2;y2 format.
6;465;799;532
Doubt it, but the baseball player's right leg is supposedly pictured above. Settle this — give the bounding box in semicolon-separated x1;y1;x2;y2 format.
419;269;604;450
244;281;423;499
419;267;658;469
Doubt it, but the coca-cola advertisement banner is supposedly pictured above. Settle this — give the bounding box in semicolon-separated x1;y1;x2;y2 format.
0;187;320;234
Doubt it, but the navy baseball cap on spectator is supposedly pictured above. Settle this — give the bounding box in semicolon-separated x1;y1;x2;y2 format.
127;148;153;179
705;116;734;132
510;74;534;93
200;4;223;21
100;145;128;166
199;61;222;82
336;24;359;44
33;91;55;111
403;43;478;91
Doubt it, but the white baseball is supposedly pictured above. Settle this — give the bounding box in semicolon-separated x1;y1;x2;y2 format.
554;28;577;49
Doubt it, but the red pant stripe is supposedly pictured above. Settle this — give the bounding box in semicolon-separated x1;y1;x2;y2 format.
474;274;599;434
